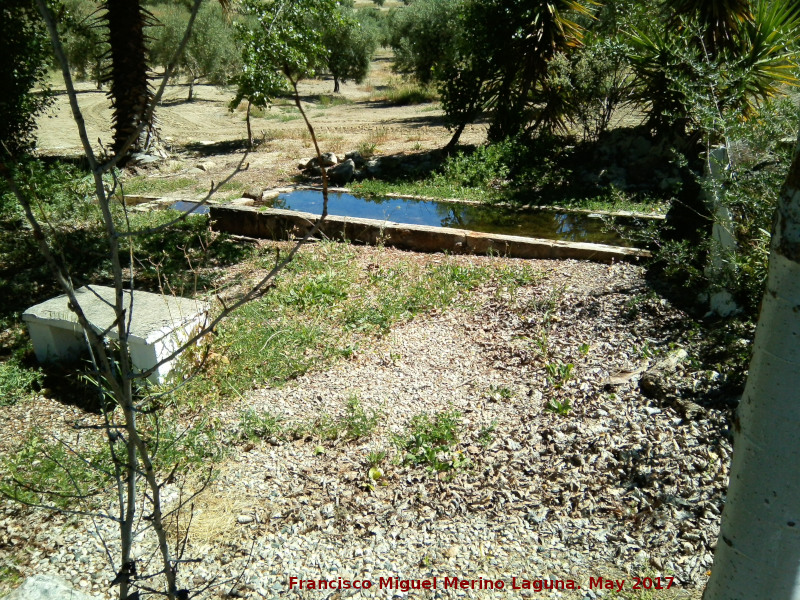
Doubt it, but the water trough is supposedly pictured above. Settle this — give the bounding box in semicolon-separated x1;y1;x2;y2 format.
210;201;651;264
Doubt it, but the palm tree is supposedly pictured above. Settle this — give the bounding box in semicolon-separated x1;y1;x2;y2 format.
101;0;156;158
440;0;595;147
100;0;228;161
666;0;752;53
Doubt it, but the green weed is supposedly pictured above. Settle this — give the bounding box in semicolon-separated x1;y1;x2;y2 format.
341;395;381;440
477;421;497;447
316;94;353;107
358;141;377;158
367;450;388;467
0;557;22;587
545;398;572;416
545;360;574;389
239;409;284;441
0;359;42;406
122;176;196;197
0;430;113;509
394;410;467;472
487;385;514;402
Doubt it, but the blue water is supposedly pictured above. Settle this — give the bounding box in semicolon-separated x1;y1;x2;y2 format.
169;201;210;215
268;190;636;247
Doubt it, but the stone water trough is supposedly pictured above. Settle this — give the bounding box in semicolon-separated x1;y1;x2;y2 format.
23;285;208;384
210;204;650;264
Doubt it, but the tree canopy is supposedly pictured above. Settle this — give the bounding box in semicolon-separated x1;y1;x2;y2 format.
0;0;53;158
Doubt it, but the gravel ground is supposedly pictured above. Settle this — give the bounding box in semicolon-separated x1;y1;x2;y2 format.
0;251;731;600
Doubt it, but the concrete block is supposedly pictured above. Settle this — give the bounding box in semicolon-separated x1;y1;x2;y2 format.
23;285;208;384
5;575;92;600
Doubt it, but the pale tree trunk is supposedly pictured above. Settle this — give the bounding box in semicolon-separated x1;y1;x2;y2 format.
246;100;253;148
703;136;800;599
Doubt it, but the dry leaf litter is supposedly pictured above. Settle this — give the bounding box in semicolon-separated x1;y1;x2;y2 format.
0;251;733;599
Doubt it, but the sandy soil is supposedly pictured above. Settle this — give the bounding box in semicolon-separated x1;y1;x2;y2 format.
35;51;486;194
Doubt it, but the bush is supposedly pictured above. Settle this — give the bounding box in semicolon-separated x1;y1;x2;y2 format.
433;137;528;190
379;81;438;105
546;38;634;141
0;0;53;157
0;359;43;406
651;94;799;319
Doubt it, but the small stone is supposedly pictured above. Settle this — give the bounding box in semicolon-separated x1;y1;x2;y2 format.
237;515;254;524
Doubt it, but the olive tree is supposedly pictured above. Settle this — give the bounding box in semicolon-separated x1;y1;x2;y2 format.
230;0;341;147
388;0;464;84
150;2;240;101
323;7;378;93
60;0;109;89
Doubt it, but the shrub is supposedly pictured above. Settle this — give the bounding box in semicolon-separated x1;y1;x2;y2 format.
0;359;43;406
0;0;53;157
546;38;634;141
650;93;799;319
380;82;438;105
433;137;528;190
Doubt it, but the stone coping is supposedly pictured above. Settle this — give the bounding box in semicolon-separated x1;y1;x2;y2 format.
210;205;650;264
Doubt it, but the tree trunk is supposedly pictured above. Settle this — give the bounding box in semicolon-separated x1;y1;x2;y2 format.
246;100;252;149
333;76;340;94
103;0;155;159
187;78;194;102
703;136;800;599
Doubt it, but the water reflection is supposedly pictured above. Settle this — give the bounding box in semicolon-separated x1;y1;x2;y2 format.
268;190;635;247
169;201;210;215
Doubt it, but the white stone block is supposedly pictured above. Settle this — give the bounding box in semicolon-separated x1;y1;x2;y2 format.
23;285;208;384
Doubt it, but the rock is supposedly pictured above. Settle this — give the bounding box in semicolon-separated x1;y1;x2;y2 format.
320;152;338;167
237;514;254;524
344;150;366;167
640;349;705;418
129;152;161;166
708;290;739;317
328;159;355;184
196;161;217;172
6;575;93;600
365;159;382;177
303;153;338;171
261;190;280;202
